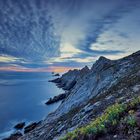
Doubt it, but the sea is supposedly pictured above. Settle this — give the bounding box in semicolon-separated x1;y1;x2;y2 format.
0;71;63;139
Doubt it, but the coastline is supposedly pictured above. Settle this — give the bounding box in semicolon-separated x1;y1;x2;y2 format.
0;73;63;140
2;51;140;140
20;50;140;140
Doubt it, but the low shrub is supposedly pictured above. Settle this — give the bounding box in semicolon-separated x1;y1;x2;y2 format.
60;96;140;140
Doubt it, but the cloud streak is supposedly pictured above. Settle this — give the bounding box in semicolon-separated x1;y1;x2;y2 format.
0;65;78;73
0;0;140;71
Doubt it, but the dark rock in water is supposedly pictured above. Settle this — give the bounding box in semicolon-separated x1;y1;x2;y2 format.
3;131;22;140
14;122;25;129
24;122;40;134
45;93;66;105
53;73;60;76
48;78;61;83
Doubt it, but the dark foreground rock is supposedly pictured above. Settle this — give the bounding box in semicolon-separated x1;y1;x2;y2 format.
24;122;41;134
3;132;22;140
14;122;25;130
45;93;67;105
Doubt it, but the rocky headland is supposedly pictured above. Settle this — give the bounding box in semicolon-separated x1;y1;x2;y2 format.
10;50;140;140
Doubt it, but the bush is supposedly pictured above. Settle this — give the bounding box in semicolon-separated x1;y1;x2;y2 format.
125;115;136;127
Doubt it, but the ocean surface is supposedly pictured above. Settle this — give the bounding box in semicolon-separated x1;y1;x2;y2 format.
0;72;63;139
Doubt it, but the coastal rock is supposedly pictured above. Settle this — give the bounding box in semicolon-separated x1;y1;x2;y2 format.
24;122;40;134
57;69;79;90
53;73;60;77
3;132;22;140
14;122;25;130
49;78;61;83
50;66;90;90
45;93;67;105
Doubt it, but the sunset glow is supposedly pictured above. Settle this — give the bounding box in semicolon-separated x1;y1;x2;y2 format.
0;66;79;73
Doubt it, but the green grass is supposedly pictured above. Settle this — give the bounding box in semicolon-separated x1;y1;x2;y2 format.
60;96;140;140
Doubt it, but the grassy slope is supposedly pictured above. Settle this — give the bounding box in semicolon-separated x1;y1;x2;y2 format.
60;96;140;140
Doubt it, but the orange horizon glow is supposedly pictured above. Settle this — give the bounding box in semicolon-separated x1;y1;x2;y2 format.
0;66;80;73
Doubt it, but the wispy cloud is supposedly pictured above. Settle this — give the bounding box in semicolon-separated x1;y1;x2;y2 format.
0;0;140;71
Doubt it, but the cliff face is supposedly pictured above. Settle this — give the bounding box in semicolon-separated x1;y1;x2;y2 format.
21;50;140;140
50;66;90;90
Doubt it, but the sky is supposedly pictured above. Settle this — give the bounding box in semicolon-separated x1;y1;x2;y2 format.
0;0;140;72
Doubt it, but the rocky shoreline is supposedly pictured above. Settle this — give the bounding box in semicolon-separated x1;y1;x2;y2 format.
3;75;65;140
5;50;140;140
45;93;67;105
3;121;41;140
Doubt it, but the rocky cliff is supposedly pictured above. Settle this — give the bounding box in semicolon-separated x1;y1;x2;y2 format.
20;50;140;140
50;66;90;90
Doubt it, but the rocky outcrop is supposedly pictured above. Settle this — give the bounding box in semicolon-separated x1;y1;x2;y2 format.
24;122;41;134
45;93;67;105
49;66;90;90
4;132;22;140
14;122;25;130
20;50;140;140
52;73;60;77
49;69;79;90
91;56;113;72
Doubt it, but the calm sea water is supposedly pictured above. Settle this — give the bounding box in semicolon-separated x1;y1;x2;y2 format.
0;72;63;138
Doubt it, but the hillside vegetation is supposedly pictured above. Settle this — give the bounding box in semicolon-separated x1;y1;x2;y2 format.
61;96;140;140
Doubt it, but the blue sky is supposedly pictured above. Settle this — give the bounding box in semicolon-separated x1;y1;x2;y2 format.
0;0;140;72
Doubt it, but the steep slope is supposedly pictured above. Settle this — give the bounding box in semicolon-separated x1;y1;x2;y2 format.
20;50;140;140
61;96;140;140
